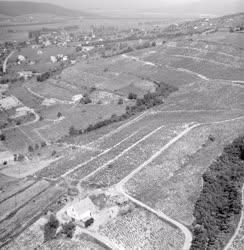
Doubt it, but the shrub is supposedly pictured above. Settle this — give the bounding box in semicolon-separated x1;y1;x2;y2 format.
69;126;79;136
128;93;137;100
37;72;50;82
0;134;6;141
80;96;92;104
44;214;59;242
118;98;124;105
28;145;34;152
61;221;76;238
41;141;47;147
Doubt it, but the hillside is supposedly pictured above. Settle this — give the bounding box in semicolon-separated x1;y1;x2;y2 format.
0;1;90;17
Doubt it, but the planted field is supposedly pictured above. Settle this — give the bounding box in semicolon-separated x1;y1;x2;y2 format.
125;119;244;225
0;180;49;220
9;85;43;109
81;124;185;188
176;38;244;58
161;47;244;68
162;80;244;111
38;104;126;142
0;179;35;203
99;206;184;250
170;57;244;81
29;80;77;101
0;185;64;247
3;128;33;152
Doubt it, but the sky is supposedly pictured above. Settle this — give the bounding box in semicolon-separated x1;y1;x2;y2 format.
1;0;242;13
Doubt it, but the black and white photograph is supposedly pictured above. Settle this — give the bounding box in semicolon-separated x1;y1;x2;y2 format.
0;0;243;249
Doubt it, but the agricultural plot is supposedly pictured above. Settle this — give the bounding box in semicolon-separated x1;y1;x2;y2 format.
39;236;110;250
68;122;165;181
35;146;97;179
160;47;244;68
162;80;244;111
9;85;43;109
3;128;33;152
38;104;126;142
99;206;184;250
125;119;244;225
202;32;244;50
0;185;65;247
81;123;185;188
29;79;77;101
0;180;49;220
169;57;244;81
0;179;35;203
175;38;244;58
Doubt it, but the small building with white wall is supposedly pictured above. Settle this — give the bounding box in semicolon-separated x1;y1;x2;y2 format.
66;197;95;227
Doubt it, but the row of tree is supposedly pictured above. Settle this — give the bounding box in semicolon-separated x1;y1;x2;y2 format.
68;82;177;137
191;136;244;250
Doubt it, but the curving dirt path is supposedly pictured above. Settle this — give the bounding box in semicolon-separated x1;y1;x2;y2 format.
116;124;199;250
2;50;15;74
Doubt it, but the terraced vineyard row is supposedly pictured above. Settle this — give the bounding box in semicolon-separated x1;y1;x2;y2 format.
81;124;185;188
100;206;184;250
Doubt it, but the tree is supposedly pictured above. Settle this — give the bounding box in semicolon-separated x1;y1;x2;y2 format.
69;126;78;136
57;112;62;118
118;98;124;105
61;222;76;238
44;214;59;242
28;145;34;152
80;96;92;104
0;134;5;141
128;93;137;100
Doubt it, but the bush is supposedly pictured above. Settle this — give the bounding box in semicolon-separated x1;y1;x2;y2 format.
28;145;34;152
128;93;137;100
61;221;76;238
41;141;47;147
37;72;50;82
69;126;79;136
0;134;6;141
118;98;124;105
44;214;59;242
80;96;92;104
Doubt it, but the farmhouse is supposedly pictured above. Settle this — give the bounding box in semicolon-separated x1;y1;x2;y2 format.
66;197;95;228
50;56;57;63
18;71;33;80
72;94;83;103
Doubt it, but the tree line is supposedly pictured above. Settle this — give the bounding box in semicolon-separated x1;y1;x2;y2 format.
191;136;244;250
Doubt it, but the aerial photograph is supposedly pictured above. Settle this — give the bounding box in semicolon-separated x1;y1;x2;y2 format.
0;0;243;249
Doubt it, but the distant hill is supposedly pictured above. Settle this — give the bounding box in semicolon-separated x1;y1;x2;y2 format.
176;0;243;16
0;1;92;17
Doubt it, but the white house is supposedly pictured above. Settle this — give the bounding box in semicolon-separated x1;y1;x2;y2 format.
50;56;57;63
18;55;26;62
18;71;33;80
72;94;83;103
66;197;95;227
